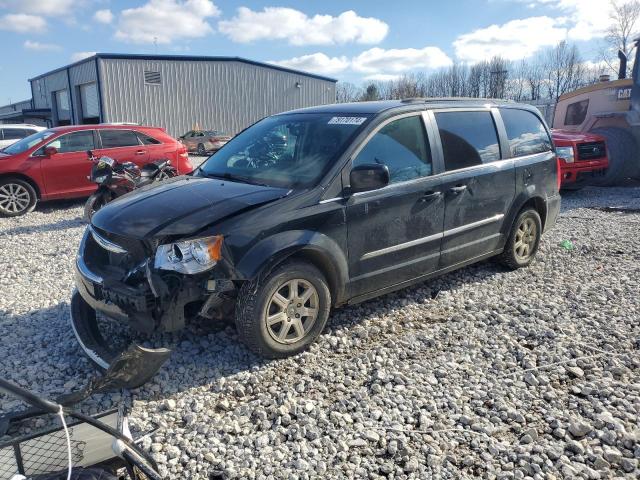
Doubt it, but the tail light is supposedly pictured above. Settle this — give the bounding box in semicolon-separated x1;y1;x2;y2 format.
556;156;562;191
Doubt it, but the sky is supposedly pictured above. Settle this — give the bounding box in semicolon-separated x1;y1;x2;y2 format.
0;0;620;104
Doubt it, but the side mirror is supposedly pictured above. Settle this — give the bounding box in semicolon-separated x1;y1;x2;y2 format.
349;163;390;193
44;146;58;157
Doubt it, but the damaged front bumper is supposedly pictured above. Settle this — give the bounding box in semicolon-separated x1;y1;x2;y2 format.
72;226;234;370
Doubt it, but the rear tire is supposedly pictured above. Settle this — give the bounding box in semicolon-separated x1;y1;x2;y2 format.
235;261;331;359
589;127;639;185
498;208;542;270
0;178;37;217
197;143;206;156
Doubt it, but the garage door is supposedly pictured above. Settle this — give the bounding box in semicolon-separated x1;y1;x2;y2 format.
80;83;100;123
55;89;71;125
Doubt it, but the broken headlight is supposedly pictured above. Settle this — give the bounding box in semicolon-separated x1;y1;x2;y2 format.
154;235;223;274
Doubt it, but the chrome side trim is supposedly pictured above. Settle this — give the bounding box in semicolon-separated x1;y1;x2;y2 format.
361;232;443;260
352;251;440;282
319;196;344;204
441;233;501;254
89;225;127;254
360;214;504;260
442;214;504;238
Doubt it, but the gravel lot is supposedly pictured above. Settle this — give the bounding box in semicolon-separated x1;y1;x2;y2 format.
1;183;639;479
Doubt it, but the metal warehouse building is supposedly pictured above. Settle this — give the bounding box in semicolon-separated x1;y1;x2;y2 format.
3;53;337;136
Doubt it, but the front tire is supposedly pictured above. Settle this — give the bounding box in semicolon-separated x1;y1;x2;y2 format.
498;208;542;270
235;261;331;358
197;143;206;156
84;191;111;223
0;178;37;217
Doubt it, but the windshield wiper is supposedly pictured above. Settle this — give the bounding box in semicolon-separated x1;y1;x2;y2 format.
201;172;269;187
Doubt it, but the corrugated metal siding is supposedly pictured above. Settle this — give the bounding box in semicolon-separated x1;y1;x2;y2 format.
0;99;32;116
69;61;98;122
31;70;68;110
99;59;336;136
29;60;98;123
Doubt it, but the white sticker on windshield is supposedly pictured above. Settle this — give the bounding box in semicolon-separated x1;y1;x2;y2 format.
328;116;367;125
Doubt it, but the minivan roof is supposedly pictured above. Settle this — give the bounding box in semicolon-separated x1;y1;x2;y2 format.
284;98;519;115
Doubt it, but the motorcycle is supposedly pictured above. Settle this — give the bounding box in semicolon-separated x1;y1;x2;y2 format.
83;151;178;222
0;345;171;480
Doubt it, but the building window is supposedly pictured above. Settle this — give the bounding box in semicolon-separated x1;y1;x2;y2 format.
144;70;162;85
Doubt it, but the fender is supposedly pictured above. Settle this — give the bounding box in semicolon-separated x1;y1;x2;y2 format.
234;230;349;305
501;188;548;245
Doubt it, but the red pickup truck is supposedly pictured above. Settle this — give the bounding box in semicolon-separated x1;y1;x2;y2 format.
552;129;609;189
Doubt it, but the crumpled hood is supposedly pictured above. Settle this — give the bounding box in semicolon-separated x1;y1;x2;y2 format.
91;176;289;239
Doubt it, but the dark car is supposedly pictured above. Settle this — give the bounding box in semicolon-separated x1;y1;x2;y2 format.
71;99;561;366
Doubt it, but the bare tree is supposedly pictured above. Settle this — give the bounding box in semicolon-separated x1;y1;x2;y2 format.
544;41;585;101
605;0;640;77
336;82;362;103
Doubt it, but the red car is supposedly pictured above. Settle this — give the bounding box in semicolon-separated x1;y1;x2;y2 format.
0;125;192;216
552;129;609;189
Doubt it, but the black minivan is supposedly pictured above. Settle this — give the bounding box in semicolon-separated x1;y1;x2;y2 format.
72;99;561;366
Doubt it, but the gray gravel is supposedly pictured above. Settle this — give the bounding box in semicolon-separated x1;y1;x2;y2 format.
1;185;639;479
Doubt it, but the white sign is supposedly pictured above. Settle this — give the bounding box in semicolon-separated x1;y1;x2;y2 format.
328;117;367;125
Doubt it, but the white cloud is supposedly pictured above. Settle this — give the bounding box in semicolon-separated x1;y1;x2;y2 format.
0;0;78;16
352;46;453;74
270;53;350;76
524;0;612;41
24;39;61;51
363;73;403;82
453;16;567;62
93;9;113;24
115;0;220;44
219;7;388;45
71;51;96;62
0;13;46;33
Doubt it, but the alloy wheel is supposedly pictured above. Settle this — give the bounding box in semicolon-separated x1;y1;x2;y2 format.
514;217;537;261
265;278;319;345
0;183;31;214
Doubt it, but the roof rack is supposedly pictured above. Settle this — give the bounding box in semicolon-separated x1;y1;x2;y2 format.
400;97;514;104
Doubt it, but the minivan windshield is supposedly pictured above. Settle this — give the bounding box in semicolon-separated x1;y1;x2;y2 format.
2;129;55;155
198;113;370;189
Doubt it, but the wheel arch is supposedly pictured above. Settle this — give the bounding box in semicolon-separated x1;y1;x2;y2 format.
0;173;41;199
503;194;547;240
234;230;349;306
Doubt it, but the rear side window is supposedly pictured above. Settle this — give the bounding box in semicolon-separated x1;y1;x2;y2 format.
564;99;589;126
137;132;161;145
435;111;500;170
100;130;141;148
500;108;552;157
47;130;96;154
354;115;432;184
2;128;30;140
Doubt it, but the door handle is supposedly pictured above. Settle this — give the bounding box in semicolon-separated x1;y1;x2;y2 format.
449;185;467;194
420;191;442;202
135;150;146;155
